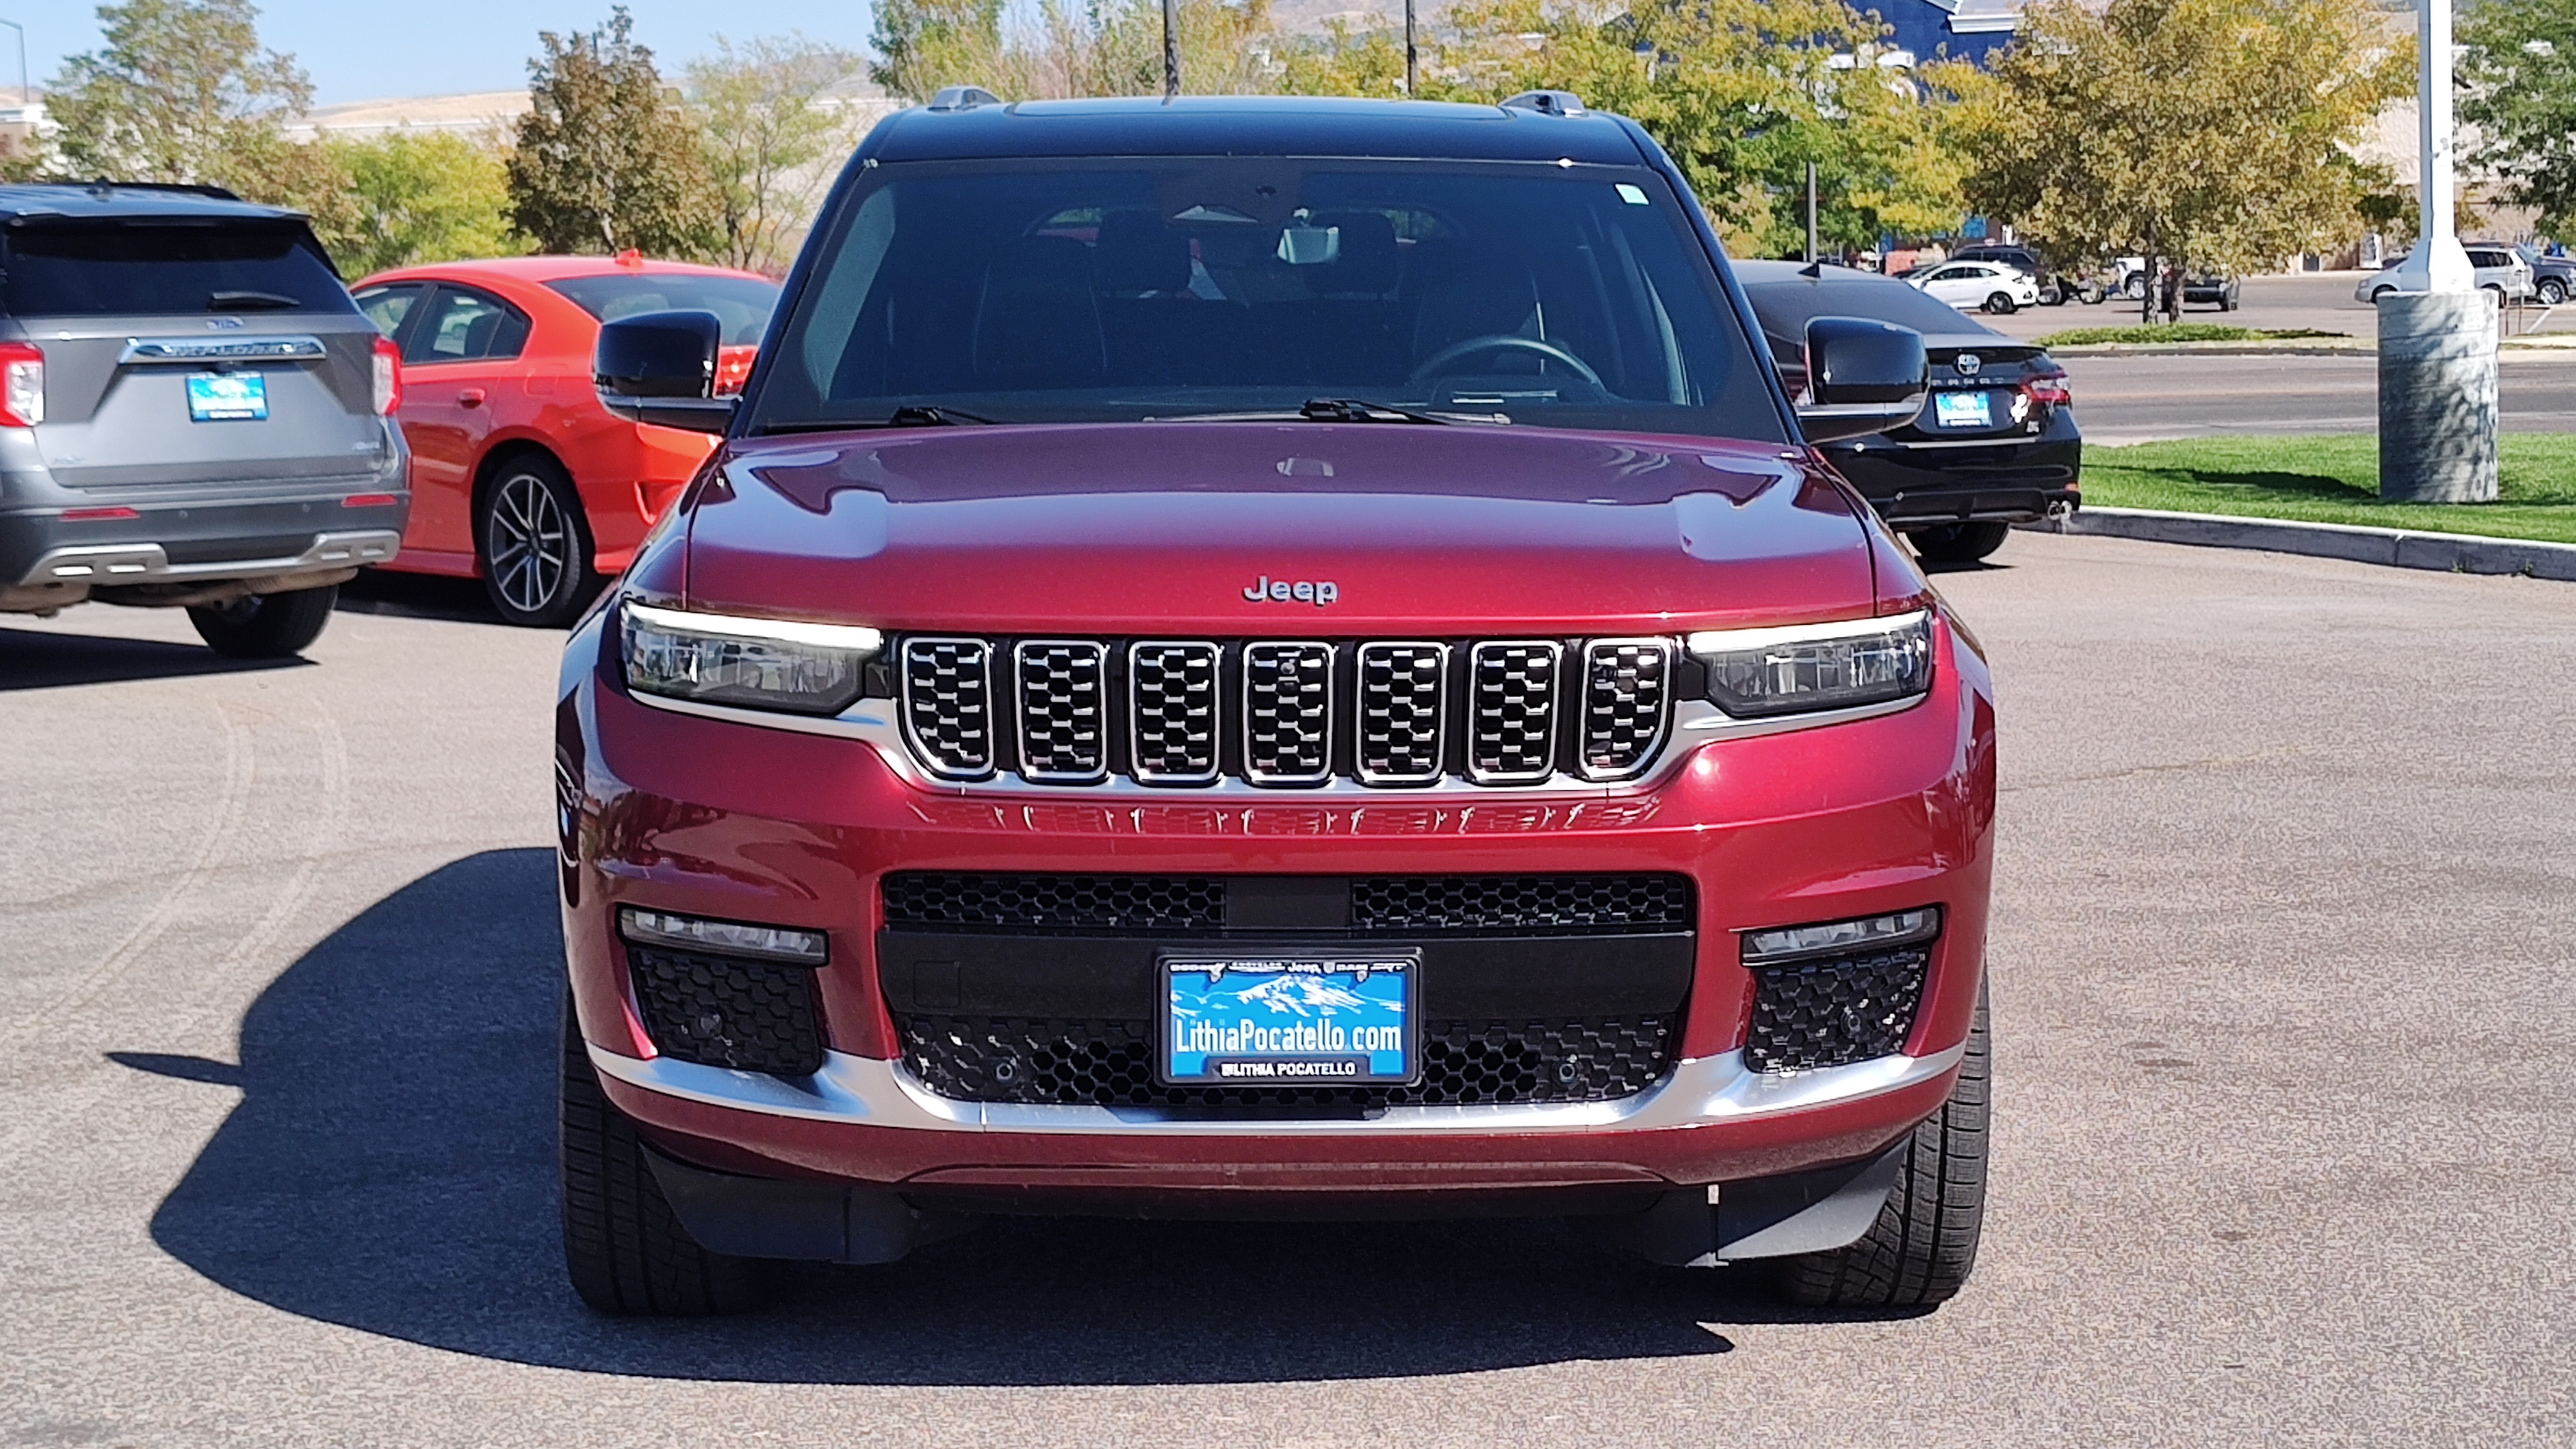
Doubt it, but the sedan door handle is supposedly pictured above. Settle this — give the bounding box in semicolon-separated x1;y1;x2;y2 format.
458;389;486;408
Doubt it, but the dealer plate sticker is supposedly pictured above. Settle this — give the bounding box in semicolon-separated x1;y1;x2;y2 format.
187;372;268;421
1160;956;1418;1086
1933;390;1991;428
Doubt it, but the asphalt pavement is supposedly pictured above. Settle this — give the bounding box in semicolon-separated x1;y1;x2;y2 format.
1;541;2569;1447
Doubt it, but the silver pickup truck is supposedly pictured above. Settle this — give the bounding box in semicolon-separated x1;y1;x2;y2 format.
0;183;410;657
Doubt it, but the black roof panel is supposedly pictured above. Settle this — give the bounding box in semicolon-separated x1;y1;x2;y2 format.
862;96;1652;167
0;183;304;225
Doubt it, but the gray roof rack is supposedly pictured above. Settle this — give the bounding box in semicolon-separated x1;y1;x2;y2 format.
926;86;1004;112
1500;91;1586;116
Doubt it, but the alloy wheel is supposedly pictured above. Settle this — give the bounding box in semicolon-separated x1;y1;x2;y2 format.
489;471;571;616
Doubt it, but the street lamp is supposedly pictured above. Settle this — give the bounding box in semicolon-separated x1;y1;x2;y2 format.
2376;0;2497;502
0;18;27;111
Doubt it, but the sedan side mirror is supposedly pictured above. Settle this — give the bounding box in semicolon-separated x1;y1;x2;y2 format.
1795;316;1928;443
595;309;736;434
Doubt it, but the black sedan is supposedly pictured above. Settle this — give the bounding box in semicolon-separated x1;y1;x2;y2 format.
1737;260;2080;564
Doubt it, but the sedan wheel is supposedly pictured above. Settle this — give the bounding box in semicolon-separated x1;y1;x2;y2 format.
1984;292;2016;315
479;456;599;628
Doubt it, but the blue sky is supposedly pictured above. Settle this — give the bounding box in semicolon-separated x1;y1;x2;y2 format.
18;1;881;106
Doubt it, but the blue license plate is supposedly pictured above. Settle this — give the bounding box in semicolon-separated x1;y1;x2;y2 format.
1933;390;1992;428
1161;955;1418;1086
187;371;268;421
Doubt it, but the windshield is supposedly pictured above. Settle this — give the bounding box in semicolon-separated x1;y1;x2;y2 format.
0;219;353;316
748;159;1782;441
546;273;780;346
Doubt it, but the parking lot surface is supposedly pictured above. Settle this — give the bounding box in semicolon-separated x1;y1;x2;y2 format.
1;540;2570;1447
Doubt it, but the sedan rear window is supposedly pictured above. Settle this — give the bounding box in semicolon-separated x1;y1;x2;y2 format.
544;274;780;346
0;220;353;316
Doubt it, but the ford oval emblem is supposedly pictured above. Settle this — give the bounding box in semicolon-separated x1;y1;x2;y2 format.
1954;352;1982;375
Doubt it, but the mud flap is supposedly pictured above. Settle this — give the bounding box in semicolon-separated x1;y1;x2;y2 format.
1636;1143;1907;1266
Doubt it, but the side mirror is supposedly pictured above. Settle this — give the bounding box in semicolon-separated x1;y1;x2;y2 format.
1795;316;1928;443
595;309;736;434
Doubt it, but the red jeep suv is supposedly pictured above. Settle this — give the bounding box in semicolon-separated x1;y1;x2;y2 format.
555;92;1996;1316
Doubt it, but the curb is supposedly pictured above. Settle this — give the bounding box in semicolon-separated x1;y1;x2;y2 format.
2018;507;2576;581
2043;340;2368;357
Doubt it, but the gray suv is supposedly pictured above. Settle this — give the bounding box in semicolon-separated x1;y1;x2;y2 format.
0;184;409;657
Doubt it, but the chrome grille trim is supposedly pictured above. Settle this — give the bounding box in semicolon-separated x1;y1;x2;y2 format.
1354;641;1449;787
898;636;995;780
1576;637;1675;782
1467;640;1563;785
1012;640;1109;784
1241;641;1336;786
1128;640;1222;785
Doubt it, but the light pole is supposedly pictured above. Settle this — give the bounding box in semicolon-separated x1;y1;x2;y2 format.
2375;0;2497;502
0;18;26;111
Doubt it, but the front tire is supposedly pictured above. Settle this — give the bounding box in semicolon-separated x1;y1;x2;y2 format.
479;455;599;628
559;995;769;1315
1984;293;2016;315
1907;521;2012;564
2541;278;2568;306
187;584;337;658
1771;985;1990;1309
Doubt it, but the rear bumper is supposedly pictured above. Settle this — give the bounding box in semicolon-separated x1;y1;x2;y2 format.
0;492;410;605
1823;421;2081;527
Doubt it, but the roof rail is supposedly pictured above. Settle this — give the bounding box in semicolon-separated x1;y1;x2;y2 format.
1500;91;1586;117
926;86;1004;113
80;179;243;201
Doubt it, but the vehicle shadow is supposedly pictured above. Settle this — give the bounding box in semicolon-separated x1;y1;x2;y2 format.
0;623;308;691
334;569;506;625
126;849;1910;1385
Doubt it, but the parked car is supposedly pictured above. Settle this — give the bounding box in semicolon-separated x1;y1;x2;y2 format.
352;254;779;625
2515;244;2573;306
2180;274;2241;311
2356;245;2534;303
557;92;1997;1316
1907;258;2040;314
1738;261;2079;563
0;182;409;656
1945;243;2075;306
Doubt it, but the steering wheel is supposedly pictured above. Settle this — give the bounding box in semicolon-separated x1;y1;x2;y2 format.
1406;333;1606;390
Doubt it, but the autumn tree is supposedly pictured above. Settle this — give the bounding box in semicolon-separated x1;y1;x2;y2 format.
1951;0;2409;320
2460;0;2576;239
508;8;719;257
687;35;867;274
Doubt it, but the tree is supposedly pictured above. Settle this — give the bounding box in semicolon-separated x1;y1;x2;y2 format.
1952;0;2409;321
2461;0;2576;240
43;0;311;185
870;0;1007;103
872;0;1276;104
686;35;865;274
323;131;523;275
508;8;719;257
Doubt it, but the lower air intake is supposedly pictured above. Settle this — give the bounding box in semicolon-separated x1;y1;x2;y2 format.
1743;946;1929;1073
628;945;826;1077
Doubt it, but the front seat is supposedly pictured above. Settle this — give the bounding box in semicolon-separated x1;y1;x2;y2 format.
971;235;1106;386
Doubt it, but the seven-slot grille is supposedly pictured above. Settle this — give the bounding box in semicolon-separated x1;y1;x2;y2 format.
904;635;1677;789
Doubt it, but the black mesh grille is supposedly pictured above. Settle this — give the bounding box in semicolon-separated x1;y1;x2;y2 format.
627;945;825;1077
1013;640;1108;782
883;872;1228;932
1355;641;1446;785
898;1014;1675;1106
900;638;994;779
1579;639;1674;780
1131;641;1220;783
1468;641;1562;782
1744;947;1929;1073
1243;641;1334;784
1350;874;1694;933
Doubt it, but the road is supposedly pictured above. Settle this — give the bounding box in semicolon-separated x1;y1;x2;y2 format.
2;545;2572;1447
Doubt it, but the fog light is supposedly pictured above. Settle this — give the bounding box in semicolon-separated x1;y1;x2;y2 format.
618;906;828;965
1741;908;1940;965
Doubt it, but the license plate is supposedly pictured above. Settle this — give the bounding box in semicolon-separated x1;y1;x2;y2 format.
1933;390;1992;428
1160;955;1418;1086
187;372;268;421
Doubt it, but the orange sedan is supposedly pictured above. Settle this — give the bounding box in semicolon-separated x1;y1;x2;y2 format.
353;254;778;625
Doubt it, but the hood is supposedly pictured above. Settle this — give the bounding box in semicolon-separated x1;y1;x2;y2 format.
675;423;1885;633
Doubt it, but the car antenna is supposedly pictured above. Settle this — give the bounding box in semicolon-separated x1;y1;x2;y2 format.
1799;260;1824;278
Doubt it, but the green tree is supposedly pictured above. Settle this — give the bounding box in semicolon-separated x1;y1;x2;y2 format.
43;0;311;184
323;131;523;275
1952;0;2408;319
870;0;1006;103
508;7;719;257
2461;0;2576;240
686;35;865;274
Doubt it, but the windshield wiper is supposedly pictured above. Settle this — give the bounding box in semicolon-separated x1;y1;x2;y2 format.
1300;397;1451;425
208;290;304;311
886;404;994;427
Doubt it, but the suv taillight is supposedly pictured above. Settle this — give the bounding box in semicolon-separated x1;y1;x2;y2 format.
371;336;402;416
0;342;42;428
2024;372;2072;408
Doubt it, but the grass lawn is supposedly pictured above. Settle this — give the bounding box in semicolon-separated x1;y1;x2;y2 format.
2083;434;2576;545
2033;324;2351;347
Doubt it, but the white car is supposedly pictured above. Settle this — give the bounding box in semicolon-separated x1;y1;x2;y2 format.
1909;261;2042;315
2357;246;2534;303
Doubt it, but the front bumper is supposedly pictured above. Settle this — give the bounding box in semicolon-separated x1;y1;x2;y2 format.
560;606;1998;1209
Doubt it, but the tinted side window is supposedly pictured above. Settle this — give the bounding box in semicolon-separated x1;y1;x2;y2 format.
0;219;355;316
405;286;531;364
355;283;425;340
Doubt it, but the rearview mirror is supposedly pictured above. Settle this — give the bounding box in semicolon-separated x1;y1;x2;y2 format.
1795;316;1928;443
595;309;736;434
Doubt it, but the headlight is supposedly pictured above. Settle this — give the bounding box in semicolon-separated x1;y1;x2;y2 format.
1687;609;1933;718
620;599;880;716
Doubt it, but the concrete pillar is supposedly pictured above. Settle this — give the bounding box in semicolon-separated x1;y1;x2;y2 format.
2378;291;2499;502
